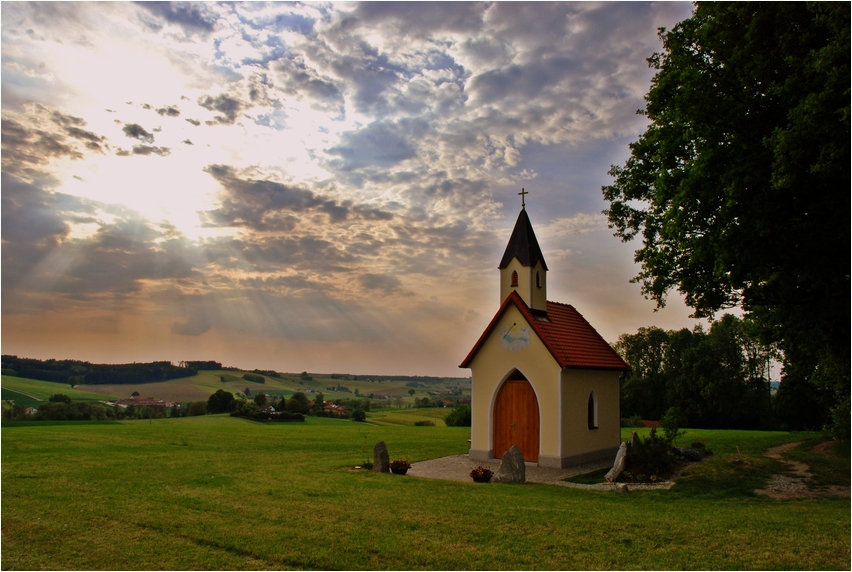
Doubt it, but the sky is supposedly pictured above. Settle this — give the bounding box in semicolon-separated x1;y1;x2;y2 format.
1;1;706;377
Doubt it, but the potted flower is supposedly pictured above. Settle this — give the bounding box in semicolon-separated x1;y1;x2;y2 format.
470;465;493;483
390;459;411;475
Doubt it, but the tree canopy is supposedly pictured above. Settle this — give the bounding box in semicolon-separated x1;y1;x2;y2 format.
616;315;776;430
206;389;236;414
602;2;849;438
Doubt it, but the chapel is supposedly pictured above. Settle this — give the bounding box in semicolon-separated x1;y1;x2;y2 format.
460;193;629;468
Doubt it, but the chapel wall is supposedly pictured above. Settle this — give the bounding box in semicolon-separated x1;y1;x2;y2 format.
468;305;561;462
559;368;622;460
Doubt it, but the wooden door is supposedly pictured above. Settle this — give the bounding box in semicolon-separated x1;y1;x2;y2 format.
493;379;540;462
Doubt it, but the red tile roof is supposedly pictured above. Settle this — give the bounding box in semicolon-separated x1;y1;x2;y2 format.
459;291;629;371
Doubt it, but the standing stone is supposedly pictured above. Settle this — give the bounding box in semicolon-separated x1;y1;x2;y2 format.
373;441;390;473
628;431;639;448
491;445;526;483
605;442;628;482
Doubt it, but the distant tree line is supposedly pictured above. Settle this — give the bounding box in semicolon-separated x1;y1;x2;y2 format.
1;356;196;386
614;314;826;431
181;360;222;370
2;393;178;422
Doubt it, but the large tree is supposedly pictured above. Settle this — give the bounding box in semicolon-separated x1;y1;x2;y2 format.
603;2;850;438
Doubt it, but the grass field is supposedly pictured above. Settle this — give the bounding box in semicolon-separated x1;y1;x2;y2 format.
1;417;849;570
1;375;117;404
366;407;451;426
13;370;471;406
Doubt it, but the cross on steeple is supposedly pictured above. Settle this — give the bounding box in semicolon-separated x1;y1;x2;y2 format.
518;187;528;209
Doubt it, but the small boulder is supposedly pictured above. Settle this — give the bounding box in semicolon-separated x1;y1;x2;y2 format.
628;431;639;448
605;441;628;482
615;483;630;494
491;445;526;483
373;441;390;473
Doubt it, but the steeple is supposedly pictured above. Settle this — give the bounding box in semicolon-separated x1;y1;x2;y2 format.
499;197;548;312
499;207;548;272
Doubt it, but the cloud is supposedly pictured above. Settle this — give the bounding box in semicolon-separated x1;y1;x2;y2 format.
136;1;219;34
0;1;700;373
358;273;403;293
131;145;171;156
171;302;211;336
1;104;108;181
198;93;244;125
347;2;487;37
122;123;155;143
156;105;181;117
326;119;427;171
201;164;393;230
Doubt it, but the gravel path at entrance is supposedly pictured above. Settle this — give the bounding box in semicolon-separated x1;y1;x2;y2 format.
408;455;675;490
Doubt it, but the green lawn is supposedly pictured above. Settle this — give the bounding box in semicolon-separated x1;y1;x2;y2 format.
1;417;848;570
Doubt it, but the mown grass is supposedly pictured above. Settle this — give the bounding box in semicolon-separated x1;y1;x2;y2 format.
1;375;115;402
366;407;450;426
2;417;848;570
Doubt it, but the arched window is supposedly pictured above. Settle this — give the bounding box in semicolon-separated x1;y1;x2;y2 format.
587;391;598;430
511;270;519;287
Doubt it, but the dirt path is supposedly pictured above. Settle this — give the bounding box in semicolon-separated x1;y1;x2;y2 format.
754;441;849;499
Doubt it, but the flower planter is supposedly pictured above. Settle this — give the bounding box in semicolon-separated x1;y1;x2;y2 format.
469;465;493;483
390;460;411;475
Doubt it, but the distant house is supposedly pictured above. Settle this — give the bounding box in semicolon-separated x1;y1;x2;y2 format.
323;403;347;417
24;407;37;416
114;396;176;409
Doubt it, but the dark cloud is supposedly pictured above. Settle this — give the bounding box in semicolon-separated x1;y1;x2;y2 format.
171;304;211;336
340;2;486;39
1;174;73;275
131;145;171;156
122;123;154;143
185;118;201;126
1;171;201;316
358;273;409;296
202;165;392;230
198;93;244;125
136;1;218;34
326;119;427;171
327;51;405;115
156;105;180;117
272;56;344;113
1;104;108;180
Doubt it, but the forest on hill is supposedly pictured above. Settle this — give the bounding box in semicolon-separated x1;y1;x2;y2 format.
1;355;196;386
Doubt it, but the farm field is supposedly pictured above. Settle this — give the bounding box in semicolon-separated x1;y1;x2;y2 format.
64;370;470;405
2;417;849;570
1;375;117;403
366;407;451;426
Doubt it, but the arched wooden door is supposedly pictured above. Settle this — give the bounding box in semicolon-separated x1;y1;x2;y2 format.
493;377;540;463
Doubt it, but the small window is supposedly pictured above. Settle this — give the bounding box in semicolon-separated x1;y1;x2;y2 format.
588;391;598;430
510;270;518;287
536;271;541;288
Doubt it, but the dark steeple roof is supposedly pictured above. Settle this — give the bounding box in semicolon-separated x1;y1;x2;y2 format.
498;208;548;270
